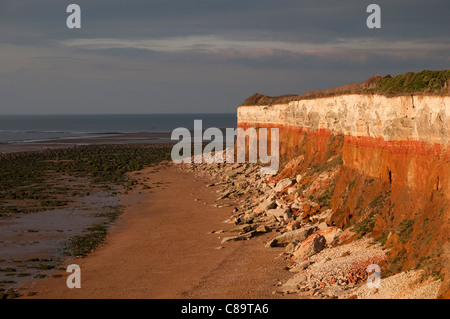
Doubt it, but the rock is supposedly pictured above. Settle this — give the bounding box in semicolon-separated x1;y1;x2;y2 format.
290;200;304;210
317;209;334;225
317;222;328;230
267;208;292;221
234;180;248;189
286;220;301;232
289;260;313;272
284;240;299;254
274;178;293;192
275;198;286;207
221;236;240;244
256;225;270;233
220;230;256;244
265;215;277;223
253;207;264;215
296;174;303;183
302;204;312;214
313;226;343;245
243;213;256;224
274;226;318;244
265;238;278;248
293;234;326;262
256;200;276;213
217;190;233;200
239;230;257;239
283;213;292;221
230;224;253;234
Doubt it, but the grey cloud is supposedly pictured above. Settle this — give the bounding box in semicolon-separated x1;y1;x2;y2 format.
0;0;448;114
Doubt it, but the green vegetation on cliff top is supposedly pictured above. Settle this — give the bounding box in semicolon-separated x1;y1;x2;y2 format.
375;70;450;94
241;69;450;106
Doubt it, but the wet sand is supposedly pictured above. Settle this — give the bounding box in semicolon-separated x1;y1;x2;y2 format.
0;132;172;154
18;164;294;299
0;184;121;291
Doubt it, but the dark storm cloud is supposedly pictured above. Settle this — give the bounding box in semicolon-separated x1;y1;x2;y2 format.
0;0;448;114
2;0;448;41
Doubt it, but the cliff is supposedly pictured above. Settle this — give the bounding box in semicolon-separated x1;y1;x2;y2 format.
237;92;450;297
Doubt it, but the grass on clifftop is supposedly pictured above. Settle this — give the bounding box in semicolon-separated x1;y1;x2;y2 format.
375;70;450;94
240;69;450;106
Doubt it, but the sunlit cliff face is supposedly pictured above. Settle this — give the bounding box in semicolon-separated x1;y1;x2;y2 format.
238;94;450;297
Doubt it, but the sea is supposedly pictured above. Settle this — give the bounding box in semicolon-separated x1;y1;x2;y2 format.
0;113;237;144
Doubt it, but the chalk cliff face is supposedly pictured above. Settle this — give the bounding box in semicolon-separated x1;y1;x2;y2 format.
238;94;449;144
238;94;450;297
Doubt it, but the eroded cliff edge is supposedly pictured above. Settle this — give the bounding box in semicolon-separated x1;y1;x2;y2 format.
238;93;450;297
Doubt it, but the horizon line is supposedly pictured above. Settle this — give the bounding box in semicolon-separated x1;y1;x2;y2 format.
0;112;237;116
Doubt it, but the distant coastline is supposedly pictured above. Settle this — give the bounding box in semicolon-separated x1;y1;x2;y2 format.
0;113;237;144
0;113;236;154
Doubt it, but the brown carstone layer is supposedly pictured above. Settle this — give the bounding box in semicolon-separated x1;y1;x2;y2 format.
237;121;450;297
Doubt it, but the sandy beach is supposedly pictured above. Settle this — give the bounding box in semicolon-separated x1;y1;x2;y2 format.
16;164;294;299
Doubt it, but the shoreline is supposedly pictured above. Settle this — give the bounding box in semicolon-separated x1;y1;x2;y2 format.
0;132;174;154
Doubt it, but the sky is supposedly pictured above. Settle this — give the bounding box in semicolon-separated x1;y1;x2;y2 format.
0;0;449;114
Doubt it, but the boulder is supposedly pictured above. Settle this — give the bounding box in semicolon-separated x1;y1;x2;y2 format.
243;212;256;223
302;204;312;214
265;238;278;248
256;200;276;213
283;211;292;221
221;236;240;244
317;222;328;230
221;231;256;244
274;226;318;244
254;207;265;215
265;215;277;223
267;208;292;221
239;230;257;239
284;240;300;254
289;260;313;272
293;234;326;262
230;224;253;234
234;180;248;190
314;226;343;245
286;220;301;232
256;225;270;233
274;178;293;192
316;208;334;225
290;200;304;210
275;199;285;207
